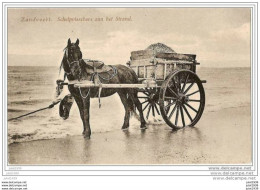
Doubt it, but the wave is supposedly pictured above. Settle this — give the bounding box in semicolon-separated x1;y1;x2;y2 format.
8;108;26;113
9;98;52;106
7;66;251;144
10;131;38;140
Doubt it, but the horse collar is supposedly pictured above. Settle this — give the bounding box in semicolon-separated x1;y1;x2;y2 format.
65;59;82;78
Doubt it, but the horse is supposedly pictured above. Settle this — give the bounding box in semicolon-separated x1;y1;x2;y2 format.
60;38;147;139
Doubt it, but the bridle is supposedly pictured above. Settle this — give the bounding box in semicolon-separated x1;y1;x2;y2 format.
63;46;93;100
63;46;82;78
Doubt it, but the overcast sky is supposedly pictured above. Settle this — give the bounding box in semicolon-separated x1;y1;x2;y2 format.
8;8;250;67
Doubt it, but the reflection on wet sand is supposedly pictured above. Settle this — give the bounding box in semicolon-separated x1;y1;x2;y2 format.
8;105;251;165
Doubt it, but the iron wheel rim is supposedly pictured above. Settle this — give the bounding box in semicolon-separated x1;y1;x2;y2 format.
159;69;205;129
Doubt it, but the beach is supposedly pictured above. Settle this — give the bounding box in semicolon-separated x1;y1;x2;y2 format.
7;67;251;164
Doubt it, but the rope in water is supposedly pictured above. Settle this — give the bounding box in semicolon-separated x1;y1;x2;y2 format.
8;100;61;121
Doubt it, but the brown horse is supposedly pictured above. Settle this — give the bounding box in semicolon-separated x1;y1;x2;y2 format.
61;39;146;139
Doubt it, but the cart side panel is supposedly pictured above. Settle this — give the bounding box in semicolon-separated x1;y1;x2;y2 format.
156;53;196;61
130;58;153;66
155;58;196;80
129;52;198;81
131;50;154;60
129;59;156;79
156;63;176;80
146;65;156;79
156;63;165;80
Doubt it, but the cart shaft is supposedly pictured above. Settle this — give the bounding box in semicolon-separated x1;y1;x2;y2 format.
74;83;158;88
61;81;158;88
61;79;206;89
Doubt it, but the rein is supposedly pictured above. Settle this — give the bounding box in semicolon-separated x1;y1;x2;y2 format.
64;60;79;77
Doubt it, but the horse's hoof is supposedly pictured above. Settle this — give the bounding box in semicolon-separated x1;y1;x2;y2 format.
83;131;91;139
140;126;147;130
84;135;91;139
122;127;129;131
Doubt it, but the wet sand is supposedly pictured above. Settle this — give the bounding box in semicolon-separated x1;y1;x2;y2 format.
8;105;251;165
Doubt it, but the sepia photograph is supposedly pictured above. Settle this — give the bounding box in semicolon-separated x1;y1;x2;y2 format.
6;6;252;167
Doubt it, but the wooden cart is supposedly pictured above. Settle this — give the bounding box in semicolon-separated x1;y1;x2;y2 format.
71;49;206;129
126;49;206;129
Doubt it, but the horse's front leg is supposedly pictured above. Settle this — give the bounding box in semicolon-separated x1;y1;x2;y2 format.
82;97;91;139
74;95;91;139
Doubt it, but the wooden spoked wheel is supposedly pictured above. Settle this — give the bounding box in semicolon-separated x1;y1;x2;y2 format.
138;88;161;120
159;69;205;129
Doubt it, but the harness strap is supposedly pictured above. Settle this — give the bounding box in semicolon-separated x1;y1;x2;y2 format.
64;59;80;77
98;84;102;108
95;66;117;108
78;74;95;99
97;66;118;81
64;57;118;109
79;87;90;99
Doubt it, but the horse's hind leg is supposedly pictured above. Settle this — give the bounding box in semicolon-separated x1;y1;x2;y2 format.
118;90;131;130
129;90;147;129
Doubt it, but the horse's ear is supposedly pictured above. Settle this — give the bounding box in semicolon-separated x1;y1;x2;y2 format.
67;38;71;47
75;38;79;46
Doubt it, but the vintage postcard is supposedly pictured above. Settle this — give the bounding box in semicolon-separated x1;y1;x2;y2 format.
1;2;258;189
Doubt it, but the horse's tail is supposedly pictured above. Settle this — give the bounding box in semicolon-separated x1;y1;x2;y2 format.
128;94;136;112
127;92;141;121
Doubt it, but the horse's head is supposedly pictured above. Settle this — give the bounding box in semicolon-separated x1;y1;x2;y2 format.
66;38;82;62
62;38;83;80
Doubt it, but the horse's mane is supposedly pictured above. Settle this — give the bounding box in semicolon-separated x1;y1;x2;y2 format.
58;44;82;80
59;60;63;75
59;47;68;74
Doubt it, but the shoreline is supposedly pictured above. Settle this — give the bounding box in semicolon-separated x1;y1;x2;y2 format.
8;105;251;165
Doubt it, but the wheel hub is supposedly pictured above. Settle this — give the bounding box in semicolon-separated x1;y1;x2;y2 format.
177;93;189;104
148;93;158;104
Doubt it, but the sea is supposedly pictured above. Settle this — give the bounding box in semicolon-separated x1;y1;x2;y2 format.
7;66;251;144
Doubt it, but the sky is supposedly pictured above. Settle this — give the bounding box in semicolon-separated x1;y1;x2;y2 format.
8;8;251;67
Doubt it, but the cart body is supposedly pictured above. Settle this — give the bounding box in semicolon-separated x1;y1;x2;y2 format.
128;49;199;83
68;47;206;129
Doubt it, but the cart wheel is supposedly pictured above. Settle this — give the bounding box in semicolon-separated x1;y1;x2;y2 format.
159;69;205;129
138;88;161;120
